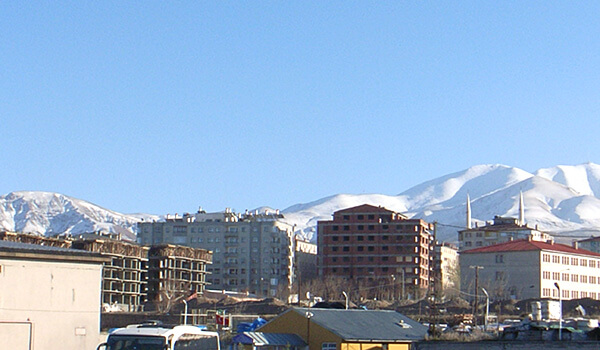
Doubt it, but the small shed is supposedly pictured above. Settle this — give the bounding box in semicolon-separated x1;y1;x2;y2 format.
257;307;428;350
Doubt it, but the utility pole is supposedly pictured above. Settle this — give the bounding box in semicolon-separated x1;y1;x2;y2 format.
470;265;484;327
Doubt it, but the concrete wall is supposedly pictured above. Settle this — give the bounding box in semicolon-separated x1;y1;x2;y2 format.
0;257;104;350
413;341;600;350
460;250;541;300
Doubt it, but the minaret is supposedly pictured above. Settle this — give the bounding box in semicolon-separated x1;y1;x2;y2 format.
519;191;525;226
466;193;472;229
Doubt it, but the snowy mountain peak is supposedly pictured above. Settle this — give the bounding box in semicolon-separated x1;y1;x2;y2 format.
0;191;157;240
3;163;600;243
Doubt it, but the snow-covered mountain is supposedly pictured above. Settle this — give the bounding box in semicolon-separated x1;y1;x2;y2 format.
283;163;600;242
0;191;159;240
4;163;600;243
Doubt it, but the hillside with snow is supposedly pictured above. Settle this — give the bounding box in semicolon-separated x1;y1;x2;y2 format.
283;163;600;242
0;191;159;240
4;163;600;243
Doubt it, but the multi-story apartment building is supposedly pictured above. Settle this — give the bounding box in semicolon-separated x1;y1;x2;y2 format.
137;208;296;297
460;238;600;300
317;204;434;298
433;242;459;295
71;235;149;311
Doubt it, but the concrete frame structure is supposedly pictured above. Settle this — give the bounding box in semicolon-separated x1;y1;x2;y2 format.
147;244;212;308
0;240;109;350
317;204;434;297
460;238;600;300
137;208;296;297
71;235;149;311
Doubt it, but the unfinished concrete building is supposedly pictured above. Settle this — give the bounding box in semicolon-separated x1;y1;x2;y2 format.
71;235;149;311
147;244;212;310
0;230;72;248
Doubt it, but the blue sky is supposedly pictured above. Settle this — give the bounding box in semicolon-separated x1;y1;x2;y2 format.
2;2;600;214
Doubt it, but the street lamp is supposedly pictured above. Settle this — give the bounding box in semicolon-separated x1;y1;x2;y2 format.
182;299;188;325
342;291;349;310
305;311;314;347
481;287;489;332
554;282;562;341
469;265;484;327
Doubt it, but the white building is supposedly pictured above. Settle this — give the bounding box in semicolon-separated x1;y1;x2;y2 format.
434;242;459;294
0;240;109;350
460;238;600;300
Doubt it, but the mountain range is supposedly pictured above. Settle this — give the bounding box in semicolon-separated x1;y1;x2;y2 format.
3;163;600;243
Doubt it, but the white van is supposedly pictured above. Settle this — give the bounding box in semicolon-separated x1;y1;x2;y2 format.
97;322;220;350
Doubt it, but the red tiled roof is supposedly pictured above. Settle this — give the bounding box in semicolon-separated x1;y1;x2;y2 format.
462;239;600;257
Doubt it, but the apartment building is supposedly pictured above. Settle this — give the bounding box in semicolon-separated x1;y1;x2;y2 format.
137;208;296;297
460;238;600;300
433;242;459;294
317;204;434;297
71;235;149;311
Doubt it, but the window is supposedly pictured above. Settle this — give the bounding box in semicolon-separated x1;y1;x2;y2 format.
358;225;364;230
357;246;364;251
357;215;364;220
368;236;375;241
542;254;550;263
343;215;350;220
343;226;350;231
571;274;579;282
332;226;339;231
367;246;374;252
542;271;550;279
368;225;375;230
343;236;350;241
357;236;364;241
495;254;504;263
322;343;337;350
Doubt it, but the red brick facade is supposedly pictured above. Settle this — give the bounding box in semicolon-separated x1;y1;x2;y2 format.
317;204;434;294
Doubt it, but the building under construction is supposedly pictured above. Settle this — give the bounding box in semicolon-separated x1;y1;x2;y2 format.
147;244;212;310
0;231;213;312
71;234;149;311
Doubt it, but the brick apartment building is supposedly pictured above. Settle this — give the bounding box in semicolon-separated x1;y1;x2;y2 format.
317;204;434;298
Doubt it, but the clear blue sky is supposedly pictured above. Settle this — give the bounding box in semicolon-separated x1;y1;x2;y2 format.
2;2;600;214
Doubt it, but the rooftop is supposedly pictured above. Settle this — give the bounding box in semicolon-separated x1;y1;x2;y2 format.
461;239;600;257
285;307;428;341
